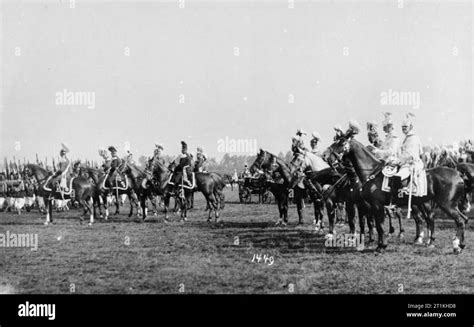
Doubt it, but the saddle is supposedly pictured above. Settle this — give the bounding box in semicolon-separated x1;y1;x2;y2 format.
381;164;427;197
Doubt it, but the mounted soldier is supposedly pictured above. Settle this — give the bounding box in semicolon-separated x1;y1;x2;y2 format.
98;148;111;172
394;113;427;196
366;120;382;154
106;146;124;189
310;131;321;156
373;112;400;164
194;147;208;173
50;143;71;195
148;144;166;172
290;128;307;170
173;141;194;186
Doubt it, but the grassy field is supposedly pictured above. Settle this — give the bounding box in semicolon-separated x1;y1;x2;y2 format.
0;188;472;294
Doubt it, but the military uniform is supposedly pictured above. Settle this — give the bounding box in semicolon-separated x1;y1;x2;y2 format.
395;114;424;182
373;113;400;163
195;147;208;173
107;146;123;188
174;141;194;185
53;144;71;191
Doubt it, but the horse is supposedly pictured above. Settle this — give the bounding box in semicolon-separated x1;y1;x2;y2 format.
119;160;165;220
23;164;96;225
324;134;468;254
168;161;225;222
250;149;330;227
72;162;111;219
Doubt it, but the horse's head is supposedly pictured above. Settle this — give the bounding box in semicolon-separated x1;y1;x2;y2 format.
322;132;355;168
23;164;36;178
250;149;273;174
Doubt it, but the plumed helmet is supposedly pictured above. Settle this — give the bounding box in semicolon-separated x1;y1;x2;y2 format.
402;113;415;127
60;143;70;154
366;121;378;132
311;131;321;141
296;128;307;136
382;112;393;127
347;120;361;135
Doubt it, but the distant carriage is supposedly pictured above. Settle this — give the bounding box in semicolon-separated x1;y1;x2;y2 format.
238;176;272;204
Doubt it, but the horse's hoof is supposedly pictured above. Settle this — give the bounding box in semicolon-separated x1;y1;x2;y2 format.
398;233;404;239
44;221;49;226
415;238;424;245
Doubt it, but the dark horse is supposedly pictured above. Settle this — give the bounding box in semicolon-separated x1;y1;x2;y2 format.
168;160;225;222
23;164;96;225
250;149;334;228
72;162;110;219
119;160;168;221
324;133;468;253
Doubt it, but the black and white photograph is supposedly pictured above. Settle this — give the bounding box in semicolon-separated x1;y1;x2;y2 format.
0;0;473;324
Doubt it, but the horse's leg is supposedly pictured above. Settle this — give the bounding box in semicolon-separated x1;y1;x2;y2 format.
206;197;213;222
44;197;52;225
357;203;366;237
114;192;120;215
385;206;395;236
411;205;424;245
163;193;171;222
313;200;323;232
373;205;387;252
295;189;304;225
367;213;375;243
86;196;94;226
103;194;109;220
346;200;356;235
438;203;468;254
395;206;405;238
129;191;139;218
325;198;335;239
420;202;434;246
141;195;147;220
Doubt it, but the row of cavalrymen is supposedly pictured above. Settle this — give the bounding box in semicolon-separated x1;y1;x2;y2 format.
51;141;209;192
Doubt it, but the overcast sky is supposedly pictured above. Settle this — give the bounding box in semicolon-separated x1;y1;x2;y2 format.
1;0;472;162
